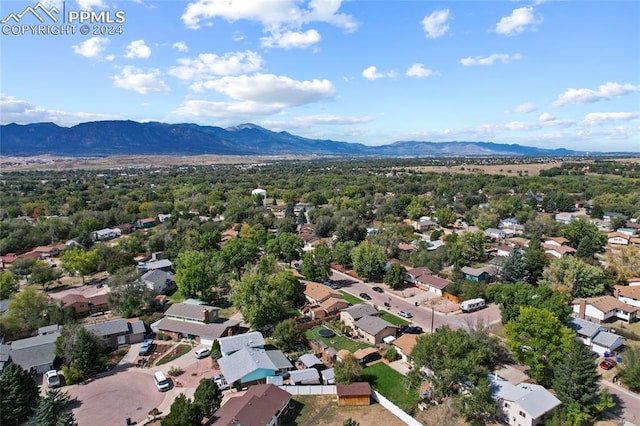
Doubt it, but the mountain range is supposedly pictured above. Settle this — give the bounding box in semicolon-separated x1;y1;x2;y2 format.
1;121;583;157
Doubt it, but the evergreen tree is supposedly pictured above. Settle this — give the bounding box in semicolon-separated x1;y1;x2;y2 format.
161;394;202;426
552;341;600;413
500;249;528;283
31;388;78;426
193;378;222;418
73;328;106;375
0;363;40;425
576;235;594;258
524;234;547;285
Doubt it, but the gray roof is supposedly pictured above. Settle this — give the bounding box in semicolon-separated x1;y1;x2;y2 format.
298;353;323;367
266;350;294;371
9;332;60;370
218;347;279;384
141;269;174;286
144;259;173;270
219;331;265;355
567;316;603;339
592;331;624;349
355;315;396;336
342;303;378;320
38;324;61;335
321;368;335;383
289;368;320;384
155;318;238;339
165;302;219;321
489;375;561;419
85;319;130;337
130;320;146;335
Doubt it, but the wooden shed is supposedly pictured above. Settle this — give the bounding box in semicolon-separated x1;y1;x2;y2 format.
336;382;372;406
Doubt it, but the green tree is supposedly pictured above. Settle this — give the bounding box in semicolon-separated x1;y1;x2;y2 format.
605;245;640;282
0;363;40;425
300;242;332;282
524;234;548;285
384;263;407;289
334;353;362;384
505;306;574;386
486;282;570;324
60;247;99;284
174;250;216;300
540;256;608;302
161;394;203;426
435;208;457;227
619;346;640;391
210;339;222;360
10;257;38;282
266;232;304;265
500;248;527;283
55;324;105;376
0;270;19;299
193;378;222;418
2;286;52;334
552;340;601;419
31;388;78;426
273;319;306;352
332;241;356;267
29;260;62;290
562;219;606;254
220;237;259;280
456;377;496;425
351;241;385;280
457;231;486;265
107;266;156;318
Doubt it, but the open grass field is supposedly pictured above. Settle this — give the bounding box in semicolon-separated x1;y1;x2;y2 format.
305;326;372;352
408;161;564;177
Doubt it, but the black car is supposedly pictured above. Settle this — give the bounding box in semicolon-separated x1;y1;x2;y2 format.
372;286;384;293
359;292;372;300
404;326;423;334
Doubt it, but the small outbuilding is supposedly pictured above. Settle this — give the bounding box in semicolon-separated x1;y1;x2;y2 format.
337;382;372;406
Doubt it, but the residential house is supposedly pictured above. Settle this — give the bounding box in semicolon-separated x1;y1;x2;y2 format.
500;218;521;230
603;212;627;223
572;296;638;324
393;333;419;363
140;259;173;272
85;318;145;347
542;244;577;259
0;253;19;269
397;242;416;254
93;228;118;241
353;316;396;345
352;347;381;364
462;266;497;283
544;237;570;247
113;224;133;234
32;244;65;258
61;293;109;318
298;353;324;370
206;384;291;426
509;237;530;248
555;212;577;224
302;281;349;319
413;219;438;232
217;347;293;386
7;326;61;374
616;285;640;309
289;368;320;385
336;382;372;406
608;232;630;246
406;267;433;286
138;269;175;294
153;302;239;346
489;374;561;426
567;316;624;356
341;304;379;329
417;274;452;295
219;331;266;357
134;217;156;229
616;228;638;237
157;214;172;223
485;228;507;240
496;245;514;257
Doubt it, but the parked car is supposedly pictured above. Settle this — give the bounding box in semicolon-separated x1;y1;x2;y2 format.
397;324;410;333
359;292;372;300
399;310;413;318
600;358;616;370
195;347;211;359
44;370;61;388
139;339;155;356
404;326;423;334
213;374;230;390
372;286;384;293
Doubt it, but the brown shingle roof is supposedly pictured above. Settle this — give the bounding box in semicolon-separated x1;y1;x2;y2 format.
303;281;342;304
393;333;419;355
577;296;638;314
207;384;290;426
337;382;372;397
165;302;219;321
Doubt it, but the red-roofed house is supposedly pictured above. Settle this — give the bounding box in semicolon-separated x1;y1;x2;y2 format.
206;384;291;426
61;293;109;318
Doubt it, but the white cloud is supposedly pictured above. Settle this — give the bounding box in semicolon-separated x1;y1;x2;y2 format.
495;6;541;36
232;31;245;42
538;112;555;122
292;114;373;125
76;0;106;9
191;73;335;106
174;100;282;119
169;51;263;80
406;64;434;78
553;82;640;107
362;66;394;80
261;29;321;49
181;0;357;32
0;94;120;125
421;9;450;39
512;102;536;113
72;37;111;59
172;41;189;53
460;53;522;66
111;66;170;94
124;40;151;59
582;112;640;126
504;116;573;131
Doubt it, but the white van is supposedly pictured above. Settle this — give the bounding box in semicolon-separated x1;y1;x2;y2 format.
154;371;170;392
461;298;485;313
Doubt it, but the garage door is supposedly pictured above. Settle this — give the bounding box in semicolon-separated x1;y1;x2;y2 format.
200;337;215;346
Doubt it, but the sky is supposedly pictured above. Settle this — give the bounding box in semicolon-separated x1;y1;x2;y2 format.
1;0;639;152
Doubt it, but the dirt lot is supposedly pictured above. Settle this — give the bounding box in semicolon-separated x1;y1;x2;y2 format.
290;395;408;426
408;161;564;177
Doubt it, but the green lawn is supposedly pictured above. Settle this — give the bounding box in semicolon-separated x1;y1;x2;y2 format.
378;311;407;326
362;362;420;414
305;326;372;352
338;290;363;305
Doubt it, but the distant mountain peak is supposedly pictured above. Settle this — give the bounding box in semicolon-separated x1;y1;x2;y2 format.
225;123;267;131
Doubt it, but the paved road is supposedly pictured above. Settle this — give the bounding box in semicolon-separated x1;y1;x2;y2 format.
602;380;640;426
329;268;501;332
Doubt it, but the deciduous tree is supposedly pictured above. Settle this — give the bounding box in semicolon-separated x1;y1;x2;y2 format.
540;256;608;302
2;286;52;334
384;262;407;289
334;353;362;384
60;247;99;284
351;241;385;280
0;270;19;299
29;260;62;290
273;319;306;352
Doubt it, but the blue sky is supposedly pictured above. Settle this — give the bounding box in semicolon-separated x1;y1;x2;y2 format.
1;0;639;152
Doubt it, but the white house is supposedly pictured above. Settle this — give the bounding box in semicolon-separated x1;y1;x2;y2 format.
615;285;640;309
572;296;638;324
496;245;514;257
139;269;175;294
489;375;561;426
608;232;630;246
555;212;577;224
485;228;506;240
93;228;118;241
566;316;623;355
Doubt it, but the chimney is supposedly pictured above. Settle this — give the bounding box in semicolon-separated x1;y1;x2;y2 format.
579;299;586;319
613;287;620;299
202;309;209;324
